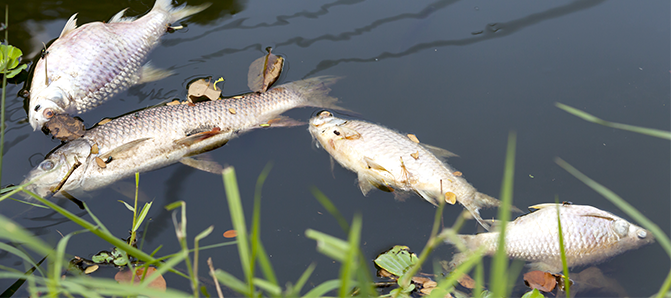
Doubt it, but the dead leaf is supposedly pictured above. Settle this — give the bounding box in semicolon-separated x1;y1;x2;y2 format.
166;99;181;106
43;114;85;141
248;47;284;93
377;268;395;279
410;151;419;160
84;264;99;274
223;230;237;238
407;134;420;143
455;273;475;289
412;276;432;285
453;171;462;177
91;144;99;154
95;157;107;168
98;118;112;125
523;270;556;293
444;192;456;204
187;77;222;103
115;267;166;291
228;108;236;114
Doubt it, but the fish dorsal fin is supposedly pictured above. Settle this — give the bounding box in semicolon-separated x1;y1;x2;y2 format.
338;126;361;140
179;156;223;174
422;143;459;158
363;156;389;173
59;14;79;38
175;127;227;146
527;203;558;211
99;138;151;161
109;8;136;23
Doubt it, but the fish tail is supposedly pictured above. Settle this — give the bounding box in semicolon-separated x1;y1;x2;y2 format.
153;0;211;24
285;76;343;110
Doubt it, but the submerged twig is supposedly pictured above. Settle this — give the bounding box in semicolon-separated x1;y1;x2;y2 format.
50;157;81;194
207;258;224;298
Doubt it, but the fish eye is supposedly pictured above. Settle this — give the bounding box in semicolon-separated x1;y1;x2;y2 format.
333;130;341;136
34;104;41;112
318;110;332;118
637;230;647;239
40;160;55;171
43;108;54;118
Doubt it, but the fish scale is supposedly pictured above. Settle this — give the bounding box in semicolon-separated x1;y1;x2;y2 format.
22;76;340;198
449;203;654;272
28;0;210;130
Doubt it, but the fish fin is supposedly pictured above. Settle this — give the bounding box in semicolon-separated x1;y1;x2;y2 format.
175;127;227;146
152;0;211;24
179;156;223;174
422;143;459;158
528;203;559;211
109;8;136;23
363;156;388;172
528;262;561;274
100;138;152;161
415;190;438;206
282;76;346;111
357;172;393;195
108;182;152;203
59;14;78;38
262;116;305;128
138;62;174;84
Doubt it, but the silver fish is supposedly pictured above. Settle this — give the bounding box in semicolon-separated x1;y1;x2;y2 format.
22;76;340;198
447;203;654;272
27;0;210;130
308;111;502;230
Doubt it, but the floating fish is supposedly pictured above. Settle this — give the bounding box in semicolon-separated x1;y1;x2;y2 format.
22;76;340;198
308;111;502;230
447;203;654;272
27;0;210;130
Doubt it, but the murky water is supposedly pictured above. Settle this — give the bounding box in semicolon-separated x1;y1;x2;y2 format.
2;0;669;296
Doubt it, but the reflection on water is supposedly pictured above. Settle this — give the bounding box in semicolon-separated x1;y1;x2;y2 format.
2;0;668;297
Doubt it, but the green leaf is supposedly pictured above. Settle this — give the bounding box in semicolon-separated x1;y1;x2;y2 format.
214;269;249;295
374;245;419;277
133;202;153;232
118;200;135;212
302;279;342;298
5;64;26;78
521;289;545;298
305;229;349;262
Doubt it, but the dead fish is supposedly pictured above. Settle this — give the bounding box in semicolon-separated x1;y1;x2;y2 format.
308;110;502;230
27;0;210;131
21;76;340;198
447;203;654;272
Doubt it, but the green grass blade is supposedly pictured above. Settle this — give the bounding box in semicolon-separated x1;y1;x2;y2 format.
555;157;671;297
305;229;349;262
0;5;9;187
339;214;361;297
302;279;342;297
252;163;279;290
287;263;316;297
555;201;570;297
222;167;253;295
490;131;516;297
214;269;249;295
0;255;46;297
0;243;44;276
556;103;671;140
428;247;485;298
311;187;350;232
252;278;282;296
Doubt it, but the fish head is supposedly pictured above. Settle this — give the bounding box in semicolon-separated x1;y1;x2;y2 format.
308;110;355;148
21;139;92;198
28;86;68;131
612;218;655;250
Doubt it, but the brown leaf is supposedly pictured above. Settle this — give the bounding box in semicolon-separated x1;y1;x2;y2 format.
91;144;99;154
453;171;462;177
523;270;557;292
410;151;419;160
43;114;85;141
248;47;284;93
98;118;112;125
223;230;237;238
166;99;181;106
444;192;457;204
228;108;236;114
377;268;395;279
407;134;420;143
95;157;107;168
187;77;221;103
115;267;166;291
457;273;475;289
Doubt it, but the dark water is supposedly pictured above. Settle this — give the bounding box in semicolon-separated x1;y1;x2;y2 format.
1;0;669;296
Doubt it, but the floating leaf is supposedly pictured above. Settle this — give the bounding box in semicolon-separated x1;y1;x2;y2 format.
457;273;475;289
92;251;113;264
223;230;237;238
247;47;284;93
0;45;27;78
406;134;420;143
521;289;545;298
84;264;99;274
115;267;166;291
187;77;221;103
43;114;85;141
374;245;418;278
523;270;556;292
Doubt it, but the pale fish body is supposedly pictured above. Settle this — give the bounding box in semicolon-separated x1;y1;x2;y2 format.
449;203;654;272
28;0;209;130
22;77;339;198
308;111;501;230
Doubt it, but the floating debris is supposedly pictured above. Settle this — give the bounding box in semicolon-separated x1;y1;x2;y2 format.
223;230;237;238
406;134;420;143
42;114;85;141
248;47;284;93
187;77;222;102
